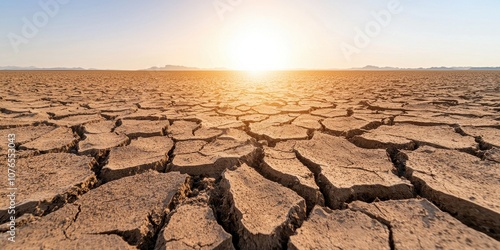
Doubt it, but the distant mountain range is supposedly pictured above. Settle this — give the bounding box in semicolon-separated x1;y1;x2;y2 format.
352;65;500;71
1;65;500;71
0;66;88;70
145;65;200;71
144;65;231;71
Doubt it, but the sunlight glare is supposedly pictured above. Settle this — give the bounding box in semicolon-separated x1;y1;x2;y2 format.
229;24;290;71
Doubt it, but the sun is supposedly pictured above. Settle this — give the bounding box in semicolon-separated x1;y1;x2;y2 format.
228;25;290;71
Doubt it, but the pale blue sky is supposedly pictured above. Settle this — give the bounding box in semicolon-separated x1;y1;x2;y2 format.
1;0;499;69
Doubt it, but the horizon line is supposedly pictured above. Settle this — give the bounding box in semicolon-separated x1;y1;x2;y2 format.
2;65;500;71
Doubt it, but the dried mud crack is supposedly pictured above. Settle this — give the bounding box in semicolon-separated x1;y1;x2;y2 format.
1;71;499;249
394;146;500;240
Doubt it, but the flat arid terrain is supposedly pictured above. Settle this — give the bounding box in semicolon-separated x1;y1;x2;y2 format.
0;70;499;249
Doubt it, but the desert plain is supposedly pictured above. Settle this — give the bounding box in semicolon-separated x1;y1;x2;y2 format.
0;70;499;249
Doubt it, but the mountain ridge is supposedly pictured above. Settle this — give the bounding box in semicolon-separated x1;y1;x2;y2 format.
1;65;500;71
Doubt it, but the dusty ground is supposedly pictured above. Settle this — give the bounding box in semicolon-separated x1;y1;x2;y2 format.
0;70;499;249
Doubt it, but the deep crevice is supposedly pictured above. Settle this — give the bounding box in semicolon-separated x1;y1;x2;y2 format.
386;147;407;177
149;176;193;249
249;148;322;215
93;150;111;185
164;141;176;173
209;179;241;250
293;149;332;209
394;151;500;240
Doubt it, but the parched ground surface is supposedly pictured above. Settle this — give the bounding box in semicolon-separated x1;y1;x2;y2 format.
0;70;499;249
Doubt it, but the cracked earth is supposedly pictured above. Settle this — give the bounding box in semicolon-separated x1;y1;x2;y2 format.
0;71;499;249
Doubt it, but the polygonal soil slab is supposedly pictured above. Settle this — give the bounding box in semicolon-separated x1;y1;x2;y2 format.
298;100;334;109
394;112;500;127
49;114;104;127
46;106;98;119
171;129;259;176
119;109;168;120
259;146;324;208
291;114;322;130
0;102;34;114
352;111;395;122
0;231;134;250
83;120;116;134
174;140;207;154
310;108;347;118
138;101;170;110
321;116;380;137
252;105;281;115
0;171;189;249
0;125;57;156
0;153;96;223
288;206;390;249
217;107;246;116
197;114;245;129
78;132;129;156
249;123;309;142
168;120;199;136
349;199;500;249
115;119;169;139
352;124;476;151
295;133;413;209
279;104;311;113
101;136;173;182
19;127;78;153
256;114;296;125
398;146;500;239
0;113;50;129
0;125;55;145
239;114;268;123
167;120;223;141
155;204;234;250
219;164;306;249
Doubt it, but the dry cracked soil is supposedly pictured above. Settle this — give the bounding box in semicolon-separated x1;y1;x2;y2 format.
0;70;499;249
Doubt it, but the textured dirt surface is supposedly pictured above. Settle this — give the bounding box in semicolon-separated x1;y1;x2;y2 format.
289;206;390;249
0;153;96;222
219;164;306;249
397;146;500;239
350;199;500;249
295;132;414;209
0;70;499;249
156;203;234;250
101;136;174;182
0;171;189;249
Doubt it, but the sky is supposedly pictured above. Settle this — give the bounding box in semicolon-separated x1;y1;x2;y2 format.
1;0;500;70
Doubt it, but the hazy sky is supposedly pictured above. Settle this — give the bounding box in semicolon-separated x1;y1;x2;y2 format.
1;0;499;70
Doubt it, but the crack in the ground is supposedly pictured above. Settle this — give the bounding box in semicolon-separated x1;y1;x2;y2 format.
349;205;395;250
92;150;111;185
147;176;192;249
393;150;499;240
62;204;81;241
191;123;202;136
255;160;323;215
3;72;500;249
164;141;176;173
209;179;241;250
294;149;332;209
111;119;122;132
